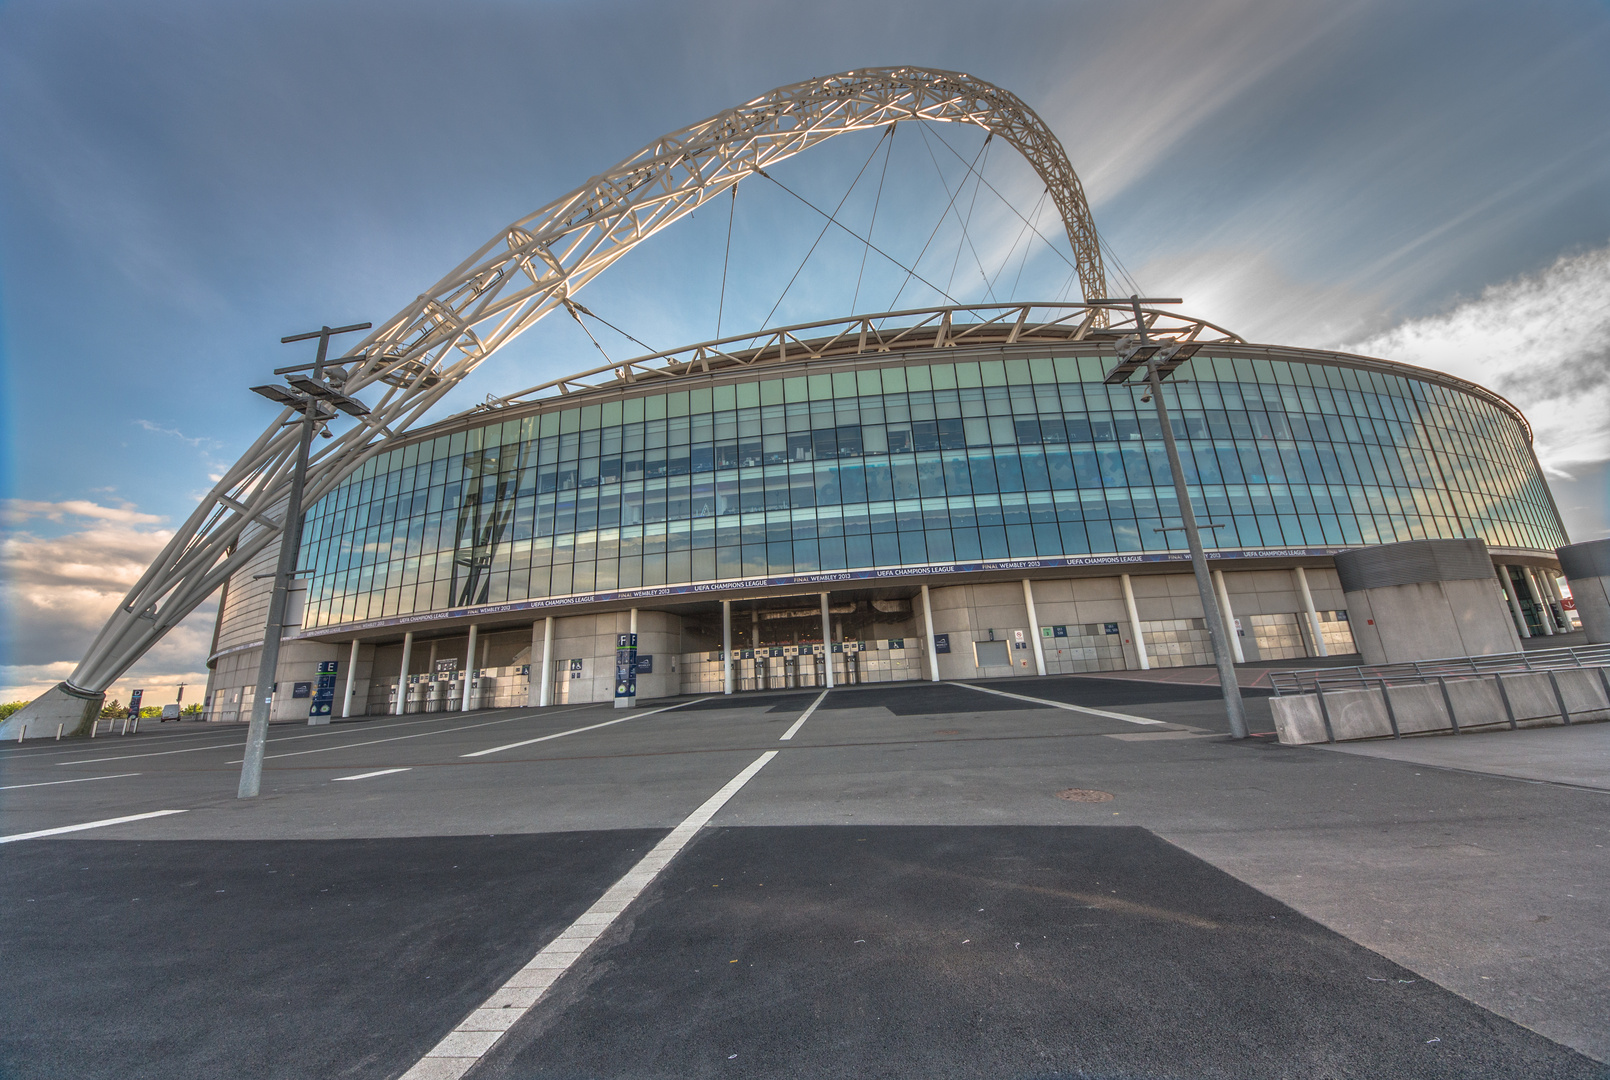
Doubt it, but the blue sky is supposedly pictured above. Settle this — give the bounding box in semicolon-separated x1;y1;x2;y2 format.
3;0;1608;701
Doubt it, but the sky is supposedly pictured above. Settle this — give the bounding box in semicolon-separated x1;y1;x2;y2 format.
2;0;1608;705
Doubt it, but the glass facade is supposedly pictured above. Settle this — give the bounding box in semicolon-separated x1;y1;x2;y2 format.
295;350;1564;632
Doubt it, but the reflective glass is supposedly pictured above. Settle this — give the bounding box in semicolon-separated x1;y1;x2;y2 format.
295;353;1566;630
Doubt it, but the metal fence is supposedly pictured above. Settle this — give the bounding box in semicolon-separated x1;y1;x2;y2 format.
1269;642;1610;696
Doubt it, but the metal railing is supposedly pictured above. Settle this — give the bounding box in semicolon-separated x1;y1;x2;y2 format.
1269;642;1610;696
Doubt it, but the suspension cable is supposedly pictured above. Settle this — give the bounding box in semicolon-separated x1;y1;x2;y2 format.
915;124;994;303
1098;230;1143;297
940;132;994;301
889;132;991;310
991;187;1048;298
851;121;896;314
565;299;661;359
759;127;892;331
716;184;737;338
564;299;616;367
924;125;1079;273
761;169;961;308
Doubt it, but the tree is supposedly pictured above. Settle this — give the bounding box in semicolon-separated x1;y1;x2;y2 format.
0;701;28;721
100;699;125;719
182;703;202;717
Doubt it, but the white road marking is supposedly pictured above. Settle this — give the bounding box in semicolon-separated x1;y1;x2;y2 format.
778;689;829;741
63;707;594;767
332;768;413;781
400;748;778;1080
0;772;140;791
460;699;706;758
0;809;187;843
952;682;1166;725
61;742;238;766
227;710;573;764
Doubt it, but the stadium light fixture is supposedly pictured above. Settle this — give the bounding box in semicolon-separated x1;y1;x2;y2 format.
238;321;370;799
1094;296;1249;739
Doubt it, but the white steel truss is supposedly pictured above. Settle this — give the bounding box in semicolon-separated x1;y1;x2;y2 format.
66;66;1110;694
472;301;1242;409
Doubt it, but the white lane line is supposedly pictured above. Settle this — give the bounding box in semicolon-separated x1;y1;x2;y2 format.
952;681;1165;725
401;748;779;1080
227;710;572;764
779;689;829;741
0;809;187;843
460;699;707;758
60;707;600;767
0;772;140;791
61;742;239;766
332;768;413;782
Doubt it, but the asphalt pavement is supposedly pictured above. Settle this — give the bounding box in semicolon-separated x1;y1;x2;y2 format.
1;676;1604;1078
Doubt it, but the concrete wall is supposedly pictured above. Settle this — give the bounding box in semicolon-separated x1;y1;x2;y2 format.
922;569;1351;681
1573;575;1610;644
205;638;348;722
1270;667;1610;744
543;610;682;704
1344;578;1521;666
1558;538;1610;643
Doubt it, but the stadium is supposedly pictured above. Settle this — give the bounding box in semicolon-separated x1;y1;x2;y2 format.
4;67;1583;735
199;301;1570;718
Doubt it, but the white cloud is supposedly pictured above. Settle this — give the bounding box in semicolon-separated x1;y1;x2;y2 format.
3;498;166;526
0;498;215;703
1344;242;1610;476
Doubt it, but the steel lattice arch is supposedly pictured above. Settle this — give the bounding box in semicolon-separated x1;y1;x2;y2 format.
58;66;1109;700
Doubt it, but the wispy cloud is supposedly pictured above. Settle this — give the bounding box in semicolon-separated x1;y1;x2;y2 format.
134;419;220;449
1344;241;1610;476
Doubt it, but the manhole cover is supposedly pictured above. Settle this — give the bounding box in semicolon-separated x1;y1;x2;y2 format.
935;729;963;735
1056;788;1114;803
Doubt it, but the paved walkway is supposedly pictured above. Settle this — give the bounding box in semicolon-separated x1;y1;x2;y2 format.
1325;718;1610;791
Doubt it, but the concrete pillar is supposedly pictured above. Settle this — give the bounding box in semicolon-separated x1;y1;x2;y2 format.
1498;566;1531;638
341;639;360;718
819;593;834;689
1022;579;1047;676
1212;569;1245;664
1542;570;1573;630
527;622;542;707
626;608;638;707
921;584;940;682
395;631;413;715
1293;566;1329;658
461;624;478;709
722;600;734;695
1522;567;1554;635
1539;568;1564;633
426;640;439;710
751;606;762;689
1120;573;1149;670
538;616;555;707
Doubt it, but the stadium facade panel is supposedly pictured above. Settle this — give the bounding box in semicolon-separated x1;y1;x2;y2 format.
202;328;1570;719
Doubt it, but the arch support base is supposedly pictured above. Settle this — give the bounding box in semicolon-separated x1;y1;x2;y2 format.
1;682;105;741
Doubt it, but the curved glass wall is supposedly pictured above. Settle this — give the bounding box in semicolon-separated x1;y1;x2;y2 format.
296;351;1564;631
